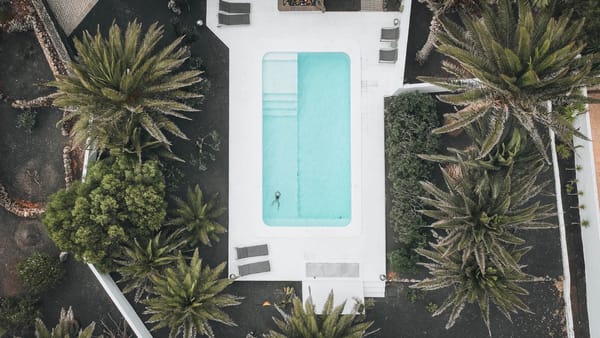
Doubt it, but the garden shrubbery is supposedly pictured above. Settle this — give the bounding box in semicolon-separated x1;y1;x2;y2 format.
557;0;600;52
41;20;236;336
0;295;39;337
384;92;440;273
43;156;167;272
17;252;65;295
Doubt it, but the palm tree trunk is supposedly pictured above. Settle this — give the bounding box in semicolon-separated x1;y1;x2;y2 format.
11;92;59;109
416;14;441;65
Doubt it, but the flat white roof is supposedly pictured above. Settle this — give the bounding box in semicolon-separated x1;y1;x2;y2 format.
207;0;413;312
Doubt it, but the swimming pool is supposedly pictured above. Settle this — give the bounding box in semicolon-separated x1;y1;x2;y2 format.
262;52;351;227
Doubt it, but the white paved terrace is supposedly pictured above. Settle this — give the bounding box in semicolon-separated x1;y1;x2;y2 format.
208;0;413;312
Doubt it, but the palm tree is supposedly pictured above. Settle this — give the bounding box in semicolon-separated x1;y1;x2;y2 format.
265;291;374;338
412;245;532;336
419;161;555;273
420;122;545;172
415;0;481;64
420;0;600;161
114;232;181;303
103;118;185;163
51;20;202;153
169;185;226;248
143;249;242;338
35;307;95;338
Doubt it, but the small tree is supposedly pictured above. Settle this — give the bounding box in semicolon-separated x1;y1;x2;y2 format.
419;161;555;273
51;20;202;155
421;0;600;161
144;249;242;338
266;291;374;338
412;245;532;335
169;185;226;248
43;156;167;272
17;252;65;295
115;232;181;303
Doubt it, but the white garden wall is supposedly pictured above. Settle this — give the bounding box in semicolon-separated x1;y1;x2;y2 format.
572;91;600;338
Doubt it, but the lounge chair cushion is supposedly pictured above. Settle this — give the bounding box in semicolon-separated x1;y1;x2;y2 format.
379;48;398;63
218;13;250;25
239;260;271;276
380;26;400;41
219;0;251;14
236;244;269;259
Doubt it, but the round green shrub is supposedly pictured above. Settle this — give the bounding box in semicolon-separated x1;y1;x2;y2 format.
389;246;420;275
43;156;167;272
17;252;65;294
0;295;40;336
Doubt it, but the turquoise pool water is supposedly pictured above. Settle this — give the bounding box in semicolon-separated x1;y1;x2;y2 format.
262;52;351;226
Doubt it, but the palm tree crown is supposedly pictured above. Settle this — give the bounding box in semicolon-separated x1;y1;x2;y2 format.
169;185;226;248
421;0;600;160
144;249;241;338
115;232;181;303
419;160;555;274
51;20;202;153
266;291;374;338
412;245;532;336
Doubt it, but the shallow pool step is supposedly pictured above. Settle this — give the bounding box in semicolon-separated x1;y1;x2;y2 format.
264;107;297;117
263;92;297;114
263;101;297;110
264;93;297;101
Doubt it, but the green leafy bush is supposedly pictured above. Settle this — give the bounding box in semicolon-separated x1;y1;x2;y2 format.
17;252;65;295
384;93;440;255
43;156;167;272
389;246;420;275
0;295;40;337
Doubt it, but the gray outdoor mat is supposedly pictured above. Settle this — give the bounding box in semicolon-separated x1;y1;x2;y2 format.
305;263;360;278
236;244;269;259
238;260;271;276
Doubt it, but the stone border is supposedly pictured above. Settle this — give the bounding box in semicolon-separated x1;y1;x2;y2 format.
0;184;45;218
29;0;78;187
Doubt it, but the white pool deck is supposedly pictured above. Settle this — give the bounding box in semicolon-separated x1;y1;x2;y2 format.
208;1;413;312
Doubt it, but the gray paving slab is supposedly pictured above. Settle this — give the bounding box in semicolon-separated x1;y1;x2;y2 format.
46;0;98;36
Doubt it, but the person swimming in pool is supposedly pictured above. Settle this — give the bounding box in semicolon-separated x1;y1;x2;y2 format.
272;191;281;210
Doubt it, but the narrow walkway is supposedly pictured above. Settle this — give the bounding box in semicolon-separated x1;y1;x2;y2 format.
46;0;98;36
588;91;600;206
